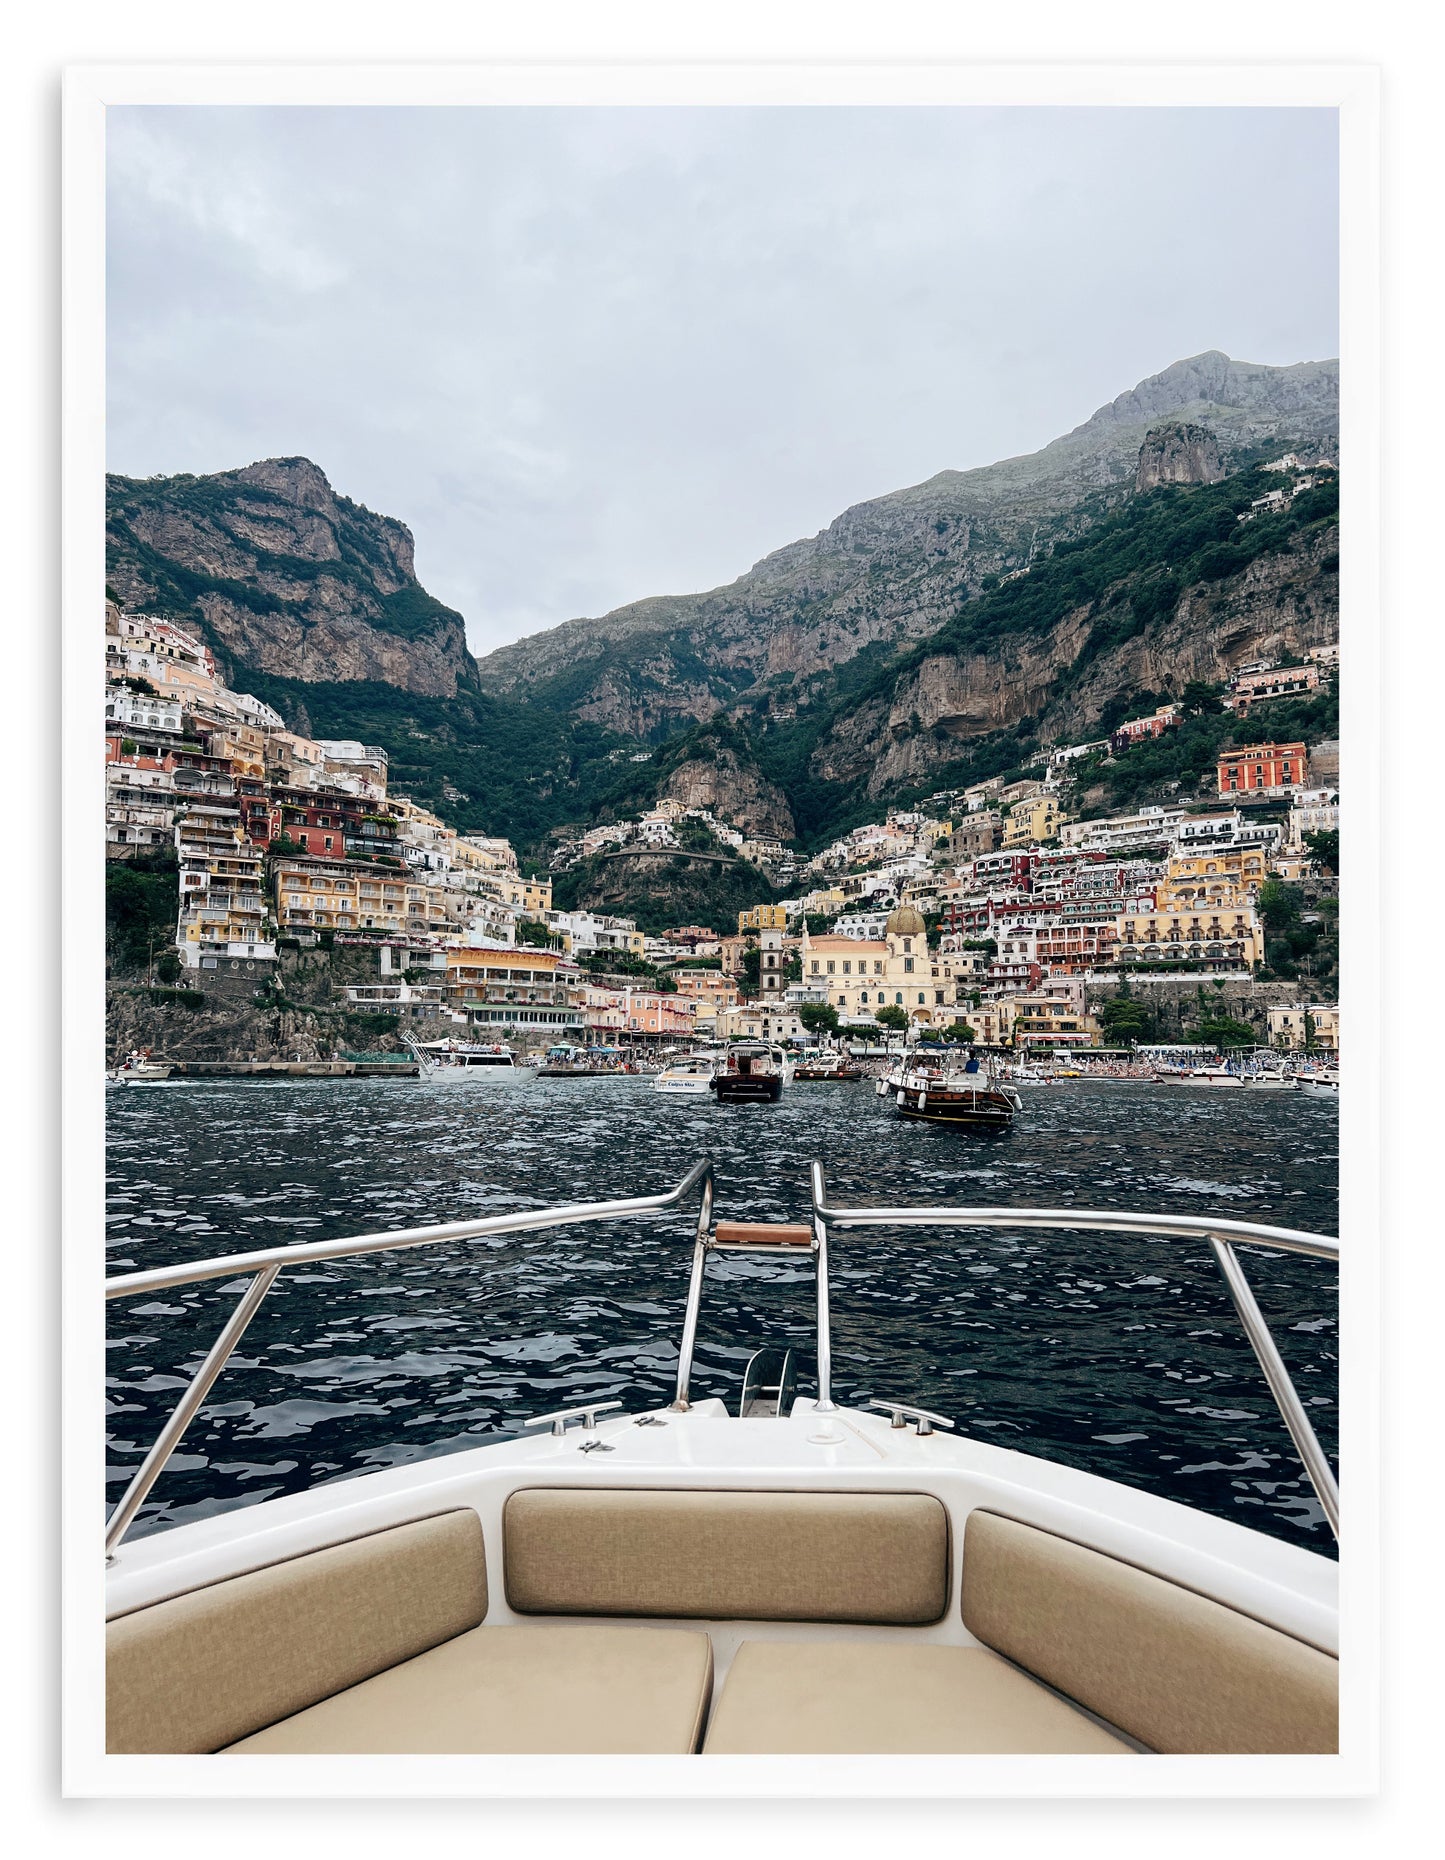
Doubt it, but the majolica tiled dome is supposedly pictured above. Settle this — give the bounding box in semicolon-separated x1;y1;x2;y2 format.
884;902;926;938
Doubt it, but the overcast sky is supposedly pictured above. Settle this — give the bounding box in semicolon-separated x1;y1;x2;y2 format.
107;105;1338;658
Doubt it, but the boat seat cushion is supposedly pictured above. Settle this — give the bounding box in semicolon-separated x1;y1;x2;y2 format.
224;1624;713;1755
702;1640;1134;1754
504;1488;949;1624
960;1510;1339;1754
107;1510;487;1754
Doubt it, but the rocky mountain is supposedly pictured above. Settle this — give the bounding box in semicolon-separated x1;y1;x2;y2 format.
474;351;1338;738
1134;420;1225;492
105;457;479;697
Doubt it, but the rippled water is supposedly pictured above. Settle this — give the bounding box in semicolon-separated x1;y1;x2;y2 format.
106;1075;1338;1552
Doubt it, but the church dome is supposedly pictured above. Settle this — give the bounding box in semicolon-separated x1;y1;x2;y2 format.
884;902;927;938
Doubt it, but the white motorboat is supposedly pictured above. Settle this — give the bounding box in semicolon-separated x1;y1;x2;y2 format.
98;1160;1339;1765
1295;1067;1341;1098
653;1052;722;1095
405;1036;525;1073
106;1048;174;1085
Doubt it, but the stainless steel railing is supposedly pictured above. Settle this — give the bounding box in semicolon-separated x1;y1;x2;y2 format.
810;1162;1340;1538
103;1158;715;1559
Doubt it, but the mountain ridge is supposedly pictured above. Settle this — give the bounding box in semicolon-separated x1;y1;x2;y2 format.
472;350;1338;737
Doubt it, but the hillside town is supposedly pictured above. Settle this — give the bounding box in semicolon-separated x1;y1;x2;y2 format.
105;602;1340;1059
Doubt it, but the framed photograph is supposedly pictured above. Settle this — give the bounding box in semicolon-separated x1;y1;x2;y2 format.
62;59;1378;1802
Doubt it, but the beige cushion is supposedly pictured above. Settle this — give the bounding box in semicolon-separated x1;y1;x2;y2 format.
504;1488;949;1624
961;1510;1338;1755
224;1624;713;1755
703;1640;1134;1754
108;1510;487;1754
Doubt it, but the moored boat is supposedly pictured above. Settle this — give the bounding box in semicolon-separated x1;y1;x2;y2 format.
406;1035;524;1073
791;1049;863;1082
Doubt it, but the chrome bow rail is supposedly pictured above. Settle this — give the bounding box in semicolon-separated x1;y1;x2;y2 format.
810;1162;1340;1538
103;1159;715;1559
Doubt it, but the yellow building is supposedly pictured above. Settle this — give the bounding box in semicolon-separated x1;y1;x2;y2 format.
1002;992;1101;1048
739;903;788;934
1268;1004;1340;1052
801;904;959;1028
1002;794;1067;849
272;856;410;937
1115;905;1264;970
444;947;585;1038
1157;848;1267;913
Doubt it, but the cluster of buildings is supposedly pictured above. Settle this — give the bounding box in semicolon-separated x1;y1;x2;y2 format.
106;601;1340;1054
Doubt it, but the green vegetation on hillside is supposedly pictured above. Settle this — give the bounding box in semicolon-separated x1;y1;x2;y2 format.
550;848;777;936
233;673;631;846
105;850;180;975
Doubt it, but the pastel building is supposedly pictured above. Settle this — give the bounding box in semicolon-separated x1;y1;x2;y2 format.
1217;742;1308;797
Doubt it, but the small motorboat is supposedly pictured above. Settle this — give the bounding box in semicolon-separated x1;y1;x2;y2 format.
106;1048;174;1086
1294;1067;1341;1098
710;1041;790;1104
653;1053;722;1096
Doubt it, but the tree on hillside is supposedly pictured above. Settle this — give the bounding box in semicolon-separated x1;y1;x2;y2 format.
874;1004;909;1032
1303;828;1339;875
798;1002;840;1037
1099;993;1157;1046
1180;679;1224;716
941;1020;977;1042
1187;1016;1257;1049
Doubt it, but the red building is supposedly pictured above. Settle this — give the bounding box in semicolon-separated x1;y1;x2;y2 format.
1217;741;1308;797
244;787;370;860
1111;704;1181;752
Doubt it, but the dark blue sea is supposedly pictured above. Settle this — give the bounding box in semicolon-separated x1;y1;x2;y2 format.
105;1075;1339;1552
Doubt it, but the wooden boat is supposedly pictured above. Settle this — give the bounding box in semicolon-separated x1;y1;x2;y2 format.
792;1050;863;1082
891;1057;1022;1129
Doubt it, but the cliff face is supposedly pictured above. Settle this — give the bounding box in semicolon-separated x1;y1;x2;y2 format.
659;745;797;840
475;351;1339;737
1135;421;1225;492
810;518;1339;798
106;457;478;697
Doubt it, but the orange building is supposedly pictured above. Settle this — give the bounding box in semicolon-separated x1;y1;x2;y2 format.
1217;742;1308;797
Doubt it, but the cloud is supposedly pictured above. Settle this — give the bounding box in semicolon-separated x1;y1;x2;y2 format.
106;104;1339;656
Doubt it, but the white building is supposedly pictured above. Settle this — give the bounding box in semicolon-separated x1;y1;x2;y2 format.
106;689;183;734
1287;789;1340;848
